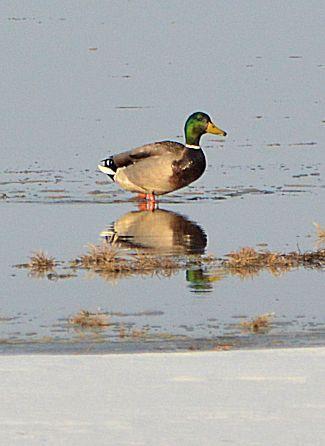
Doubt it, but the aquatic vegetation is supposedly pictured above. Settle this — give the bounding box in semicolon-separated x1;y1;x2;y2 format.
14;250;58;278
15;243;325;285
14;251;64;279
223;247;294;277
69;310;110;328
71;242;183;281
223;247;325;278
28;250;56;271
72;243;125;271
314;222;325;240
240;313;275;333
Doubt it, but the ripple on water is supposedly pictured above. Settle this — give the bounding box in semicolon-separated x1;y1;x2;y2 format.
0;163;323;204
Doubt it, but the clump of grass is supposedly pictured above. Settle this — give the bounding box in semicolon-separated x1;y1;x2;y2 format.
223;247;325;278
71;243;182;281
16;250;57;277
17;240;325;285
314;222;325;240
28;250;56;271
72;243;124;269
223;247;293;277
226;247;260;268
69;310;110;328
240;313;274;332
71;243;134;279
14;252;80;280
295;249;325;266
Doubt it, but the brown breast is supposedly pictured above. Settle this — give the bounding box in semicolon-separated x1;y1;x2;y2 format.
170;148;206;191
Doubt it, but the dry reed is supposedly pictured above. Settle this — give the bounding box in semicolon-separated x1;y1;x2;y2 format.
314;222;325;240
28;250;56;271
223;247;325;278
69;310;110;328
71;243;182;280
240;313;275;332
16;242;325;284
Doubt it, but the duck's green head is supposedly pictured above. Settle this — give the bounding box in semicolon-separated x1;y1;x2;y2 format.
184;112;227;147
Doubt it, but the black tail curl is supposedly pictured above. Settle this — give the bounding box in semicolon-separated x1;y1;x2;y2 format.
100;157;117;180
101;157;117;171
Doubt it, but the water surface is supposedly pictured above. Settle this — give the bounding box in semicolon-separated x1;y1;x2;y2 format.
0;0;324;353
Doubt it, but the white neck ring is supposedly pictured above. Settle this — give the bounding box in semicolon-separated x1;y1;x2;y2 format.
185;144;201;149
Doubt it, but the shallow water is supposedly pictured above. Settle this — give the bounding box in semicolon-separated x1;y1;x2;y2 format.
0;0;324;353
1;187;324;353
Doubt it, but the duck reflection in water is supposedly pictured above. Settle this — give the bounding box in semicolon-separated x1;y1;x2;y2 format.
100;208;217;291
101;208;207;255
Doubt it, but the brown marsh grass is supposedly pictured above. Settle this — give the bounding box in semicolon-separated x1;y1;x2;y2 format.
14;251;78;280
72;243;125;270
15;250;57;278
29;251;56;271
240;313;275;333
314;222;325;242
71;242;182;281
223;247;325;278
69;310;110;329
16;243;325;283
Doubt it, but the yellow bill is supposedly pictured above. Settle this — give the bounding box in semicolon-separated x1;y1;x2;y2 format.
207;121;227;137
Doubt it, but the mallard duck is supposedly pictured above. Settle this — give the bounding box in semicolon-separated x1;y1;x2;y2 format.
98;112;226;201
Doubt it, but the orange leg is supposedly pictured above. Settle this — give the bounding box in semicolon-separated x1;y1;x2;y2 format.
136;193;156;202
145;193;156;202
136;193;156;211
137;201;156;211
136;193;157;211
